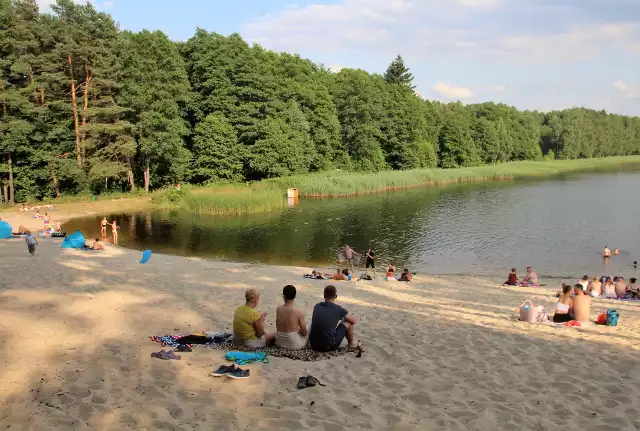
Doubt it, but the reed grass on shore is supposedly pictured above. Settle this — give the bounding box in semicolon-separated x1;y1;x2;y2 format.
268;156;640;197
153;184;286;216
12;156;637;216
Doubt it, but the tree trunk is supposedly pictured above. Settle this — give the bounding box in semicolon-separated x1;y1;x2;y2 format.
68;55;81;167
128;169;135;193
2;183;7;203
8;152;14;204
49;162;60;198
28;67;38;104
144;162;150;194
81;63;91;169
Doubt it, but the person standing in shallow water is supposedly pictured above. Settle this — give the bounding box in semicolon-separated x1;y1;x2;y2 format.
101;217;108;238
344;245;360;274
111;220;118;244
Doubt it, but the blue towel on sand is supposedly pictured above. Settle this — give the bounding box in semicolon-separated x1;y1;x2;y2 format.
140;249;152;264
225;351;269;365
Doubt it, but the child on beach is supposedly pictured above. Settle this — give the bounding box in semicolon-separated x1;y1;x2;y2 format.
25;230;38;256
504;268;518;286
386;262;396;278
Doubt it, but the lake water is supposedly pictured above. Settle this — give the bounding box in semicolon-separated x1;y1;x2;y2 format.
64;172;640;280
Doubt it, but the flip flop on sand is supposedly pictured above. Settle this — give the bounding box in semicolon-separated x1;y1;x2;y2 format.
305;376;325;387
298;376;325;389
297;376;307;389
151;350;181;360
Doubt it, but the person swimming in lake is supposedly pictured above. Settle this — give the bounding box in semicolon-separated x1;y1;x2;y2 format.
613;248;620;256
603;245;611;258
504;268;518;286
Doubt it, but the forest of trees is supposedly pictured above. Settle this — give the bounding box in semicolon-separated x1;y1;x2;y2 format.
1;0;640;203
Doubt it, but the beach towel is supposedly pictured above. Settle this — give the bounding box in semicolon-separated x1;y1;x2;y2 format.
150;332;233;348
225;351;269;365
139;249;152;264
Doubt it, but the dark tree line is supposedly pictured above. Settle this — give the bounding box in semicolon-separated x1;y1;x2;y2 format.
1;0;639;202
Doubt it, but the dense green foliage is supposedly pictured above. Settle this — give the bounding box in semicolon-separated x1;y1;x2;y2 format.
1;0;640;203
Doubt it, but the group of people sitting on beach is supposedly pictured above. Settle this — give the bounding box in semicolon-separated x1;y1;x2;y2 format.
232;285;359;351
307;264;412;282
317;244;413;282
552;275;638;323
576;274;639;299
19;203;55;212
504;266;539;287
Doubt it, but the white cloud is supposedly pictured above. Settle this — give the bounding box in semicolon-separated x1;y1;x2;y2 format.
243;0;640;65
36;0;93;11
327;64;344;73
489;85;506;92
613;80;639;98
456;0;501;9
432;82;473;100
491;22;640;64
103;1;114;9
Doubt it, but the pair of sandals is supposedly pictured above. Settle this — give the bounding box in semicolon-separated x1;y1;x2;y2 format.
297;375;325;389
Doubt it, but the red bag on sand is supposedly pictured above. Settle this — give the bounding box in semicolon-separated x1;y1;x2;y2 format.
596;313;607;325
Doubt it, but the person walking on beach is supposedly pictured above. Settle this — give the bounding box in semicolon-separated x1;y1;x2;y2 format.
111;220;119;244
344;245;360;274
100;217;108;237
365;247;376;278
25;230;38;256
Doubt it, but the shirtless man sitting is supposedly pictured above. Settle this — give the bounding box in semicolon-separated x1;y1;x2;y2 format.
572;284;592;324
519;266;539;286
275;285;309;350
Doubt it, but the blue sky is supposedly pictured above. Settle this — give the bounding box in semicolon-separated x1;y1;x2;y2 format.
39;0;640;115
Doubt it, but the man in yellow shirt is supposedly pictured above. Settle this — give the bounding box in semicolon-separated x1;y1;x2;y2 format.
233;289;275;348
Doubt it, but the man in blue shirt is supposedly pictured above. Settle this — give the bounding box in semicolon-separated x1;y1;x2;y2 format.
309;285;360;352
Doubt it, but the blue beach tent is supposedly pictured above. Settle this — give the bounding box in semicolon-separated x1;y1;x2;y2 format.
0;220;11;239
61;230;86;249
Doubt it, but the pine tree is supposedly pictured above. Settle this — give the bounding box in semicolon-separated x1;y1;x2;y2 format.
383;55;415;89
119;30;191;192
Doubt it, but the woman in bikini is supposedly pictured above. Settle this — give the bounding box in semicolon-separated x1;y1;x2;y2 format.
111;220;118;244
553;284;574;323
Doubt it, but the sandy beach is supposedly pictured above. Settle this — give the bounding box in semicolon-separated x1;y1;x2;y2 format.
1;209;640;430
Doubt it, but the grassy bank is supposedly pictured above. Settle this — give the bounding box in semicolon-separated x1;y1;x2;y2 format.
268;156;640;197
150;156;640;215
6;157;639;217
